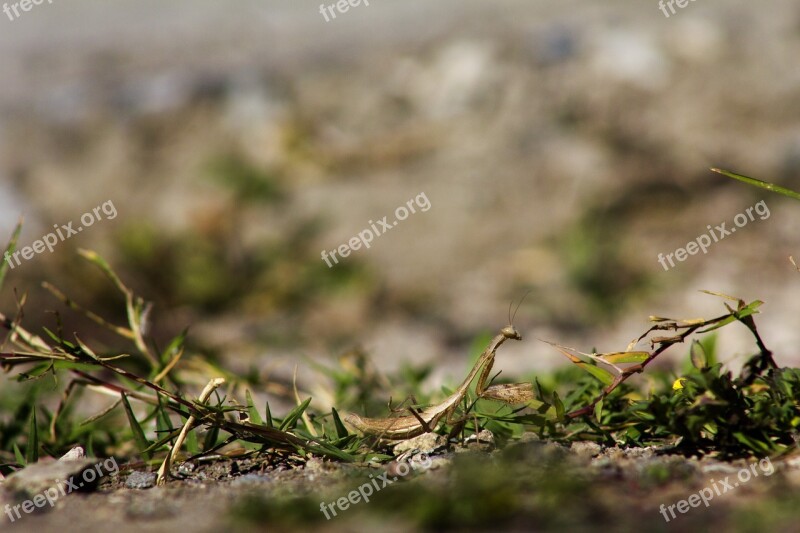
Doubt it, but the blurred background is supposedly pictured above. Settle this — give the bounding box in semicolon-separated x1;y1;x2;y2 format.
2;0;800;408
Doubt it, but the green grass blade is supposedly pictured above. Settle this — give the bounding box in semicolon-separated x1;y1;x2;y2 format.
160;328;188;365
265;402;274;428
142;427;182;455
330;407;349;438
156;397;174;434
700;300;763;333
245;390;263;425
279;397;312;431
552;391;565;421
185;426;199;454
26;407;38;464
78;249;127;293
544;340;616;386
593;398;604;423
304;440;355;462
13;443;25;466
120;392;152;460
601;351;650;364
711;168;800;201
576;362;615;386
0;220;22;293
203;425;219;451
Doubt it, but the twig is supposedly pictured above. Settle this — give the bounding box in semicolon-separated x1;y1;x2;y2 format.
156;377;225;486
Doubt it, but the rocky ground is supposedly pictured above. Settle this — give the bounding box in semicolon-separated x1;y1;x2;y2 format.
2;435;799;532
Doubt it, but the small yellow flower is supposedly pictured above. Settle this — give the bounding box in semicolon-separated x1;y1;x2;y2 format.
672;378;686;390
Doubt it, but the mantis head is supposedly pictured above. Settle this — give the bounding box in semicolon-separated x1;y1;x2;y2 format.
501;325;522;340
502;289;531;341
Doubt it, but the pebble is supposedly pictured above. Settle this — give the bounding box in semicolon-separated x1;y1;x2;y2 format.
59;447;86;461
393;432;447;455
231;473;269;487
570;441;602;459
464;430;496;452
125;471;156;490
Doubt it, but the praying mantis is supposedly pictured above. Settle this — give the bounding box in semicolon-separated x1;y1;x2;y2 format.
344;296;533;441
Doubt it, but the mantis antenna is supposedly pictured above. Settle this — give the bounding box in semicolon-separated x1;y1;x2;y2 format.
508;289;534;326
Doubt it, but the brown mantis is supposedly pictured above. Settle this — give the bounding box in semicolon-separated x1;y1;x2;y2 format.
344;296;531;441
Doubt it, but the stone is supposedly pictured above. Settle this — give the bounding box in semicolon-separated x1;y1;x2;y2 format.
393;432;447;455
4;458;99;498
125;471;156;490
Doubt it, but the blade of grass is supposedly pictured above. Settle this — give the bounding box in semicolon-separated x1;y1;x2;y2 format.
594;398;604;423
159;328;188;366
79;398;122;427
552;391;565;422
142;427;183;455
185;425;199;455
711;168;800;202
303;440;356;462
331;407;349;438
600;351;650;364
0;219;22;293
156;398;174;434
279;397;312;432
42;282;134;340
120;392;152;460
78;249;158;366
293;365;318;437
203;425;219;451
265;402;274;428
86;435;95;458
245;390;263;425
13;443;25;466
540;339;615;386
26;407;38;464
